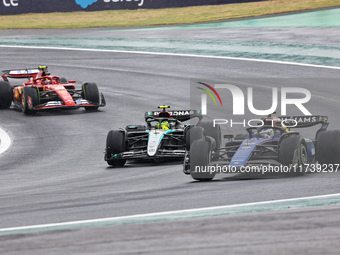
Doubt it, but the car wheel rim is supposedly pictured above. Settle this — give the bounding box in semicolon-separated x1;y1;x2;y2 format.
22;94;25;109
300;145;308;165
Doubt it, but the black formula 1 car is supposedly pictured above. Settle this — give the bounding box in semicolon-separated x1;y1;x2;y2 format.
0;66;105;114
185;115;340;181
104;106;221;167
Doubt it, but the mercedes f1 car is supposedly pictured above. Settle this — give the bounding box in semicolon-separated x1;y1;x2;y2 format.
184;115;340;181
0;66;105;114
104;106;221;167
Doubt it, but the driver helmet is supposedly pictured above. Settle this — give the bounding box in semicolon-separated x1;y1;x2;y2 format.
262;116;290;132
156;121;170;130
259;128;274;139
161;121;170;129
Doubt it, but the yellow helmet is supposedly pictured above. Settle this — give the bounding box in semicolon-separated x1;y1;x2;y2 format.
160;121;170;130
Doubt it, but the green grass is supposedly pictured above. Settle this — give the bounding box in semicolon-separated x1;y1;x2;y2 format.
0;0;339;29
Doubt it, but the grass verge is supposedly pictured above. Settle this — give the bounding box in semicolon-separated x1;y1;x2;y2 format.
0;0;339;29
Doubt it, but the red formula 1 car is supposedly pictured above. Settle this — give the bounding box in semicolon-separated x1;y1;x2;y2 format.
0;66;105;114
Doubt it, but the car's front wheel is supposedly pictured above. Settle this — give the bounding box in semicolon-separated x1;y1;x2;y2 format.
21;87;39;115
198;121;221;148
106;130;126;167
82;82;100;111
185;126;204;150
190;138;215;181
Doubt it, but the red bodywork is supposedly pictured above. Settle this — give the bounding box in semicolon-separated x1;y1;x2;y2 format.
1;67;105;112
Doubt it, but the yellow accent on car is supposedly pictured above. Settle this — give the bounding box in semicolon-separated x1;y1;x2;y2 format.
161;121;170;129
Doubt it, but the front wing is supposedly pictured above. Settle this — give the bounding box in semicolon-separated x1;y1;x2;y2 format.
110;129;186;160
106;149;186;161
24;93;106;111
33;99;105;110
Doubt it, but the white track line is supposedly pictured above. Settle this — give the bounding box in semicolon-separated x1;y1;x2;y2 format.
0;127;11;155
0;193;340;235
1;44;340;70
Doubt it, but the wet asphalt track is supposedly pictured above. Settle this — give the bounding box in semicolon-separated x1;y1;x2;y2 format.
1;21;340;253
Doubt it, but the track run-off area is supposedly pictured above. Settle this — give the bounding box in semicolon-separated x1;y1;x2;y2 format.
1;8;340;254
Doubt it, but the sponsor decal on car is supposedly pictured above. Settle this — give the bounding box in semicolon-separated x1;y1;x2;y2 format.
14;88;20;100
76;99;90;105
152;110;193;116
27;96;33;109
46;101;62;106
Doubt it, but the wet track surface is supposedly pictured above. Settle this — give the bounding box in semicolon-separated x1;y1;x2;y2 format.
1;11;340;252
1;47;340;230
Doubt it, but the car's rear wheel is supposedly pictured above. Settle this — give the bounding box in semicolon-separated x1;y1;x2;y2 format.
60;77;68;84
190;138;215;181
82;82;100;111
0;81;12;109
316;130;340;164
106;130;126;167
279;135;307;176
22;87;39;115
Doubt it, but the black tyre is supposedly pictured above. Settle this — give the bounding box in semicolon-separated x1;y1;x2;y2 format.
316;130;340;164
21;87;39;115
190;138;215;181
185;126;204;150
0;81;12;109
198;121;221;148
279;135;307;176
106;130;126;167
60;77;68;84
82;82;100;111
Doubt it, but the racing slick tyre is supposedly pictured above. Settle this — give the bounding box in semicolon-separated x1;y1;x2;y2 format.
60;77;68;84
190;138;216;181
185;126;204;150
279;135;308;176
0;81;12;109
21;87;39;115
316;130;340;164
198;121;221;148
106;130;126;167
82;82;100;111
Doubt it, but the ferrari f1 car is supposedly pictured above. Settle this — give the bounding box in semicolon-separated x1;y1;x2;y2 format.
184;115;340;181
104;106;221;167
0;66;105;114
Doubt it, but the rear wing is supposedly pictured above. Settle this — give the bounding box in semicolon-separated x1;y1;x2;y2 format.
277;115;329;140
2;69;40;80
145;110;202;122
277;115;328;128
